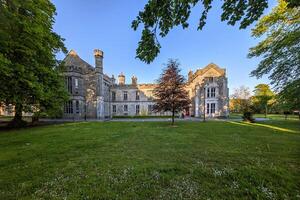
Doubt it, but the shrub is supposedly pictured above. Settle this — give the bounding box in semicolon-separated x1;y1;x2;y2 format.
242;111;255;123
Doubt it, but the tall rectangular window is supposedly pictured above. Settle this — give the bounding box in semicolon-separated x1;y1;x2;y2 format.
206;103;210;114
123;91;128;101
112;91;116;101
148;105;153;114
112;105;116;113
207;88;210;98
65;76;72;93
75;78;79;89
211;103;216;114
64;100;73;114
209;77;214;83
75;100;80;113
124;105;128;112
136;91;140;100
136;105;140;115
211;88;216;97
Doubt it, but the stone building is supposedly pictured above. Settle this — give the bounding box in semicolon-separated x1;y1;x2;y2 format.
62;49;229;119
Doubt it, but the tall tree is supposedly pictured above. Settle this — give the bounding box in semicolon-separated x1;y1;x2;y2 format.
230;86;251;113
132;0;299;63
0;0;68;126
248;0;299;119
153;60;191;125
252;84;275;117
249;0;300;90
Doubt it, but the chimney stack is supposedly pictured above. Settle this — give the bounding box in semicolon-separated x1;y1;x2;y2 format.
111;75;116;85
131;75;137;85
94;49;103;73
188;70;193;82
118;73;125;85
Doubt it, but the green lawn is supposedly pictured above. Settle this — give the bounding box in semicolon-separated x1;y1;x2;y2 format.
0;120;299;199
229;113;300;120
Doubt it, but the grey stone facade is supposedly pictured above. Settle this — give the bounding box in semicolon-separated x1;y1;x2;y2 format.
62;49;229;119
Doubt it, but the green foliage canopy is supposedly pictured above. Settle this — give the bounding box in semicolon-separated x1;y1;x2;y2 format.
252;84;275;116
132;0;298;63
249;0;299;114
0;0;68;123
249;0;300;89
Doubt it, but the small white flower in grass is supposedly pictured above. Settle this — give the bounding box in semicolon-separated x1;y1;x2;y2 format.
232;181;239;189
152;171;160;180
212;168;223;177
260;185;274;199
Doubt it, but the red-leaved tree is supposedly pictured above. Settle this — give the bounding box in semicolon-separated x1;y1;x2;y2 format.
153;60;191;125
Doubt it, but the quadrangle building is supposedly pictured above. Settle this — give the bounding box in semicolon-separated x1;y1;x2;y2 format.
62;49;229;119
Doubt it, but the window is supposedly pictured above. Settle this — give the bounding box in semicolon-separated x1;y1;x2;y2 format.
219;84;223;95
207;88;216;98
65;76;72;93
75;100;80;113
123;91;128;101
124;105;128;112
136;105;140;115
206;103;210;114
112;91;116;101
148;105;153;114
75;78;79;89
209;77;214;83
64;100;73;114
211;103;216;114
211;87;216;97
136;91;140;100
207;88;210;98
112;105;116;113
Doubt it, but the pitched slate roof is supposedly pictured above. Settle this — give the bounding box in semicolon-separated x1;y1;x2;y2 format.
63;50;95;71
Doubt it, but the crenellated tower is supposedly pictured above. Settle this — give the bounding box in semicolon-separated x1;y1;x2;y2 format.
94;49;105;119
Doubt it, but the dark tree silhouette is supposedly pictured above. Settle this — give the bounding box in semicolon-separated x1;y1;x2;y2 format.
153;60;191;125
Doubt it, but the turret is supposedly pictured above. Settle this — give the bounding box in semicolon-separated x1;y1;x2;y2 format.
111;75;116;85
118;73;125;85
188;70;193;82
94;49;103;73
131;75;137;85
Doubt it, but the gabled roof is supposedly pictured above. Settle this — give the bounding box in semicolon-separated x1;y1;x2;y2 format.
200;63;226;76
188;63;226;83
63;50;94;71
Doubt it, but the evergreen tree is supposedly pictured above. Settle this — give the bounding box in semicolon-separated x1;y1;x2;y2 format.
0;0;68;126
153;60;191;125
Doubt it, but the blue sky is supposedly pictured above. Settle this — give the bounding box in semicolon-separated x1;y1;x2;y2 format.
52;0;277;95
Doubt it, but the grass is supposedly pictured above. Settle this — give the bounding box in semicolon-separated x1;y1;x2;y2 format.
0;120;299;199
229;113;300;120
112;115;179;119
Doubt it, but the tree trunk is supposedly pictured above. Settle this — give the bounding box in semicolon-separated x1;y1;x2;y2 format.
172;108;175;125
32;113;40;125
9;103;26;127
14;103;23;122
265;105;267;118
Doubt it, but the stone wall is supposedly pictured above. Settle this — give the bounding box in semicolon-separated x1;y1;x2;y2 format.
61;50;229;119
